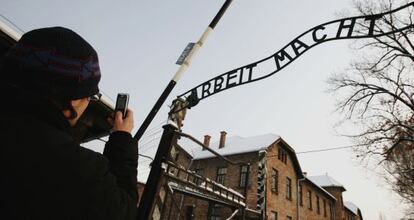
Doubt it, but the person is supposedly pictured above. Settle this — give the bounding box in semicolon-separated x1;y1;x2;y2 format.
0;27;138;219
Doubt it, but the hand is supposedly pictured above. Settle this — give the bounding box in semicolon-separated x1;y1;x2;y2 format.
110;109;134;134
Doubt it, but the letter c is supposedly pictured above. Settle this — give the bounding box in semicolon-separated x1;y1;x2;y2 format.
312;25;327;43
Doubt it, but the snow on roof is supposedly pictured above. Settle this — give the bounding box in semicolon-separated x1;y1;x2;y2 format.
307;175;345;189
344;201;359;215
179;133;280;159
304;177;337;201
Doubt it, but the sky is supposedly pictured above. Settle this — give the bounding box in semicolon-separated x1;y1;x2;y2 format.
0;0;407;219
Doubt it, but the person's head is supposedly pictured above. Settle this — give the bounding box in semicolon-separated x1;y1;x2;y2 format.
1;27;101;126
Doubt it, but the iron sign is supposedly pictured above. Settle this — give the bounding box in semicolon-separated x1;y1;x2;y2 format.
178;2;414;107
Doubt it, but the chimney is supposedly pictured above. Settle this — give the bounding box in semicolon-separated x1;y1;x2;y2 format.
219;131;227;149
202;135;211;150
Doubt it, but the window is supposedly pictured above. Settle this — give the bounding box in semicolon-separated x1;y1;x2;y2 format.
239;165;248;187
195;169;204;185
271;211;278;220
185;205;194;220
286;177;292;200
278;147;287;164
329;202;334;220
323;199;327;217
208;203;221;220
216;167;227;185
307;190;312;210
286;216;292;220
316;195;320;214
271;168;278;193
299;184;303;206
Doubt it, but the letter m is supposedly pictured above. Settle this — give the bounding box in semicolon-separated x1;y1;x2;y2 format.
273;49;293;70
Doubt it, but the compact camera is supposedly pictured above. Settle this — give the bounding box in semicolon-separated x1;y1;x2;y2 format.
115;93;130;118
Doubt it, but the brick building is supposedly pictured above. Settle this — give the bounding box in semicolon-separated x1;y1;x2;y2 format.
307;176;363;220
175;131;363;220
344;201;363;220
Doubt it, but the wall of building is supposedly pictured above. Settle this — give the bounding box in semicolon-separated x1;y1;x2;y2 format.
184;141;347;220
298;181;335;220
264;142;336;220
265;142;298;220
187;151;260;219
170;144;193;169
344;209;357;220
323;187;345;220
137;137;362;220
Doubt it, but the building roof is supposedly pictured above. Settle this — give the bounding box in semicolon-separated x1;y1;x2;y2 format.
179;133;306;179
180;133;280;159
307;174;346;191
344;201;359;215
303;177;337;201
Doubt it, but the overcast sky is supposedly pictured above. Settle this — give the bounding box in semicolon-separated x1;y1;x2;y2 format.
1;0;407;219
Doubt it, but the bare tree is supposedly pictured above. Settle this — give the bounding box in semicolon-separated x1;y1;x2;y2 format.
328;0;414;212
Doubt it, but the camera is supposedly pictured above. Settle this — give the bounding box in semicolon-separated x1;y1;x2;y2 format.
115;93;129;118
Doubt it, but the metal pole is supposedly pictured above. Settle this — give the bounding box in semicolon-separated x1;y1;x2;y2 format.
134;0;234;141
137;124;178;220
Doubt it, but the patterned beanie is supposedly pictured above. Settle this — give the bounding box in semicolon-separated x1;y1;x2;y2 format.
1;26;101;100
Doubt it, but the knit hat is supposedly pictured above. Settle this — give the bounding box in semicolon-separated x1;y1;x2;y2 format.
1;27;101;100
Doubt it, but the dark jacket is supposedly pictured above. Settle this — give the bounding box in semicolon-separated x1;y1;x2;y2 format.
0;85;138;220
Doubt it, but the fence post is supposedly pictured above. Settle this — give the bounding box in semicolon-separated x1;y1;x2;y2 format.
137;123;178;220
